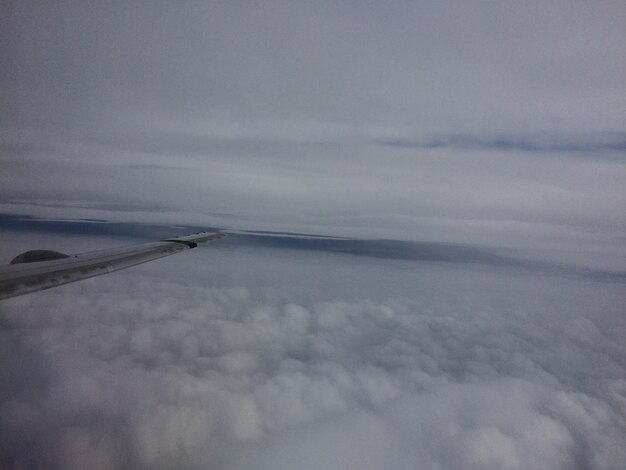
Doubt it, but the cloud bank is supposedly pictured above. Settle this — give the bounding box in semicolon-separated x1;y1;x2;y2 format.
1;238;624;469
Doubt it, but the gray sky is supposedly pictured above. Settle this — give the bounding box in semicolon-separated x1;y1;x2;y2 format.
1;3;626;468
1;0;625;256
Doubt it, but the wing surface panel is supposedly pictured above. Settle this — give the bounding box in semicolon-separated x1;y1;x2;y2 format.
0;232;225;300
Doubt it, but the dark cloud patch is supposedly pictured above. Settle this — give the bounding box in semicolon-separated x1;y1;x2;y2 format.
230;233;626;282
381;133;626;158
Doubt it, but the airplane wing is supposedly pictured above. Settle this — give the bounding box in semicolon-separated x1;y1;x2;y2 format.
0;232;226;300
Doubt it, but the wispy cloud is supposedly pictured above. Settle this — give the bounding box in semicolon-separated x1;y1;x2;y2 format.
380;133;626;156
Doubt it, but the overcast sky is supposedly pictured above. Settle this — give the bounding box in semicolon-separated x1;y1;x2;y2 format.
1;0;625;255
1;2;625;469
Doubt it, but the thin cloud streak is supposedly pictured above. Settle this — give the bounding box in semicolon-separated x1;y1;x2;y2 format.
380;133;626;156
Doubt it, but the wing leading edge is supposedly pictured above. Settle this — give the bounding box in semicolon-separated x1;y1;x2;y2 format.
0;232;225;300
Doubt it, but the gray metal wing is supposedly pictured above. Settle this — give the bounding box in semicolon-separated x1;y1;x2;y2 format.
0;232;225;300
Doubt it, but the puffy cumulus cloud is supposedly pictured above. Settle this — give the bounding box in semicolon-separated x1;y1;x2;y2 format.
241;380;583;470
1;242;624;470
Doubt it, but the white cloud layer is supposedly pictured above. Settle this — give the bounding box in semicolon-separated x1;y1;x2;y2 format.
1;238;624;469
